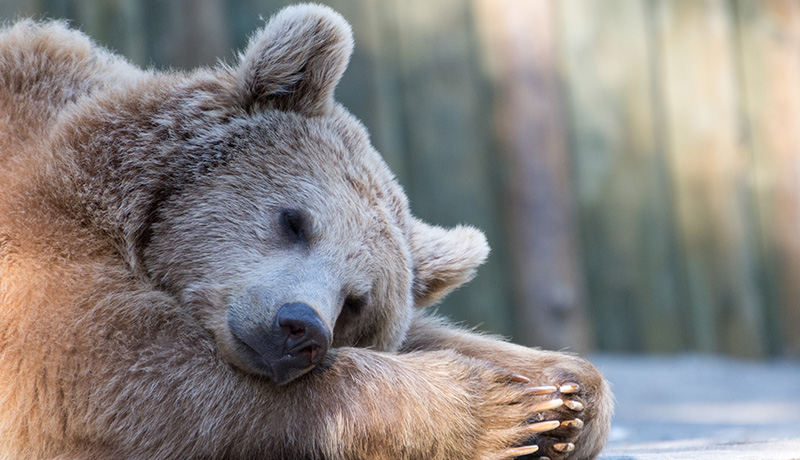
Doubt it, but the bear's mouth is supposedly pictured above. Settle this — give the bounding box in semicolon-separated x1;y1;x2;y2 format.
230;334;273;372
226;300;333;384
234;337;323;385
229;325;327;385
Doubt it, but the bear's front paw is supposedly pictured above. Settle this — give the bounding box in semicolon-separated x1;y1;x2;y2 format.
471;372;584;460
468;346;612;460
506;379;587;460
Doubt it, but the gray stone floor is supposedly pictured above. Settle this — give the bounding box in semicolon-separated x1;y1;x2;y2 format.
591;354;800;460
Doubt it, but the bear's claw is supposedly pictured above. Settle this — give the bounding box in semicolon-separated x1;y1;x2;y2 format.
502;445;539;457
560;418;584;429
526;420;560;434
553;442;575;453
559;382;580;394
510;374;532;383
530;399;563;413
564;400;584;411
525;385;559;395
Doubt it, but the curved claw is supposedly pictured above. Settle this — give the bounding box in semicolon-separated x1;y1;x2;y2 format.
553;442;575;453
527;420;561;434
530;398;563;413
561;418;584;429
559;382;580;394
564;400;584;411
502;445;538;457
525;385;558;395
509;374;531;383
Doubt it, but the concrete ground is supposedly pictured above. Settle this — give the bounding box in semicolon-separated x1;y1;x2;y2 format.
591;354;800;460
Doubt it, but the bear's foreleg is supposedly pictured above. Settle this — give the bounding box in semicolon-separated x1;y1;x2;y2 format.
11;319;572;460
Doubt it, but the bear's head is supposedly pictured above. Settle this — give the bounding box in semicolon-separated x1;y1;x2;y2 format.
135;5;489;384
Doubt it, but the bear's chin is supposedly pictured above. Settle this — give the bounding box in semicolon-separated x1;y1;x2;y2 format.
217;333;321;385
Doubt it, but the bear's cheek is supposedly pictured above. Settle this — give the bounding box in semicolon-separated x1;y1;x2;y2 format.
178;282;275;376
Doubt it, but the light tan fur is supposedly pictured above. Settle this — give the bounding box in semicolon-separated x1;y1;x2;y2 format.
0;5;612;460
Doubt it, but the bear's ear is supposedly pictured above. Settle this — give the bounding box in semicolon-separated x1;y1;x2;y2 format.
410;218;490;308
233;4;353;116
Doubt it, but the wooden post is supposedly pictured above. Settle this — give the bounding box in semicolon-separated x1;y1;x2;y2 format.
73;0;147;67
389;0;514;337
141;0;231;69
655;0;765;357
0;0;42;18
735;0;800;357
324;0;408;181
557;0;687;352
474;0;592;352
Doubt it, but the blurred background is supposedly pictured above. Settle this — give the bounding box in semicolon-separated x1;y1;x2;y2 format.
3;0;799;360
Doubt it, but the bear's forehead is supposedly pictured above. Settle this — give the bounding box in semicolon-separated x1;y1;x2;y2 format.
198;110;411;246
224;111;407;212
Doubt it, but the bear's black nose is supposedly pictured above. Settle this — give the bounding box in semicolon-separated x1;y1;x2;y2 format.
275;302;332;366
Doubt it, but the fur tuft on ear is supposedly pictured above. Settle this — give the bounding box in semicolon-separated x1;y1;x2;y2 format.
410;219;490;308
234;3;353;116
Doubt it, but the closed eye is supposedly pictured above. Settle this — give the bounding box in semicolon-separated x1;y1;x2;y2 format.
342;294;368;316
279;208;308;245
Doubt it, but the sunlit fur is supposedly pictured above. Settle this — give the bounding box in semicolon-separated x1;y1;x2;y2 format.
0;5;611;460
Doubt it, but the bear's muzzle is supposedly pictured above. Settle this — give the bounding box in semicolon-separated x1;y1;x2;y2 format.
230;302;333;384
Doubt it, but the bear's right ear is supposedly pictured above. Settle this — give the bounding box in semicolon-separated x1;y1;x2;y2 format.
410;218;490;308
232;4;353;116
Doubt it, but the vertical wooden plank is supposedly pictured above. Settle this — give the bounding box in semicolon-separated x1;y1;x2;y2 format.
225;0;271;53
735;0;800;357
557;0;687;352
391;0;514;338
36;0;71;19
322;0;408;181
72;0;147;66
474;0;591;351
141;0;231;69
655;0;765;357
0;0;43;19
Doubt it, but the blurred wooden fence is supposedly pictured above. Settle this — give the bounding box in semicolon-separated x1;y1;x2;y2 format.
3;0;800;358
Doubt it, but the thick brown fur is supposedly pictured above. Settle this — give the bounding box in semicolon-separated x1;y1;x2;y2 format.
0;5;612;460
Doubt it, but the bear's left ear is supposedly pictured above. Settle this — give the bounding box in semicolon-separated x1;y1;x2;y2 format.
410;218;490;308
232;4;353;116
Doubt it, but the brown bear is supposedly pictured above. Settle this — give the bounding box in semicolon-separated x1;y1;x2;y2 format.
0;4;612;460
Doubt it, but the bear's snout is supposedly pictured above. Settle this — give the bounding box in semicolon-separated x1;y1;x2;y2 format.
275;302;332;367
229;300;333;384
267;302;332;384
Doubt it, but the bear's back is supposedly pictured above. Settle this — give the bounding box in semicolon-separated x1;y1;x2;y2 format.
0;20;141;163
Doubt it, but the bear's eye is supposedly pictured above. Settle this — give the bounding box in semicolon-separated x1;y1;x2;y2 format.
279;208;308;245
342;294;368;316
